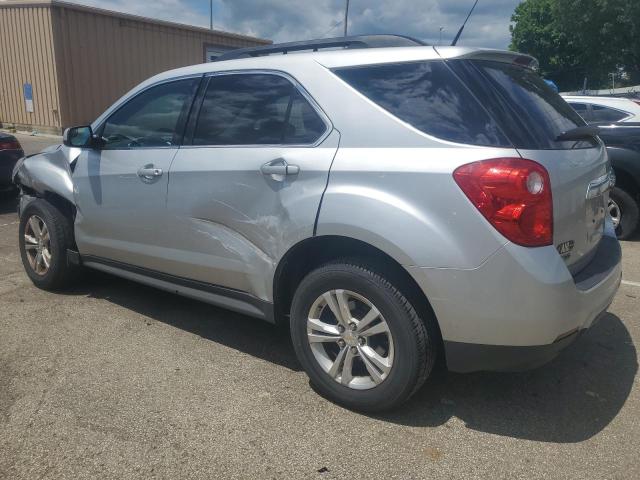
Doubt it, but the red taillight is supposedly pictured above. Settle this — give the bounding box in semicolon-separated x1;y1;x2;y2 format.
0;139;21;150
453;158;553;247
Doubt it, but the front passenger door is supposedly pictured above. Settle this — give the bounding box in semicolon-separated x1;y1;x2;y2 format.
73;77;200;269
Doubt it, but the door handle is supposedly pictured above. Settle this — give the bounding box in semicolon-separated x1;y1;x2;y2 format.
137;166;163;179
260;161;300;176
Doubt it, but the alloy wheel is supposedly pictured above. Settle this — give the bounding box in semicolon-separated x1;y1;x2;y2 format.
23;215;52;276
306;289;394;390
608;198;621;229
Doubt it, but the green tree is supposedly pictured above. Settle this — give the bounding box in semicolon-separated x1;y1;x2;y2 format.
510;0;640;90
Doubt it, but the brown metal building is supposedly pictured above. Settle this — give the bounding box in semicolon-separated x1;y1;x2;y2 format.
0;0;270;134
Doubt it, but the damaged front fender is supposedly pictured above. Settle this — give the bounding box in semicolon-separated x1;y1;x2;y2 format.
12;144;80;205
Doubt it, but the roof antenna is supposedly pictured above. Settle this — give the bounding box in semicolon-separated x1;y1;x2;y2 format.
451;0;479;46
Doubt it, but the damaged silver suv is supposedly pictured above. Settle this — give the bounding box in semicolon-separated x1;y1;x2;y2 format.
13;35;622;411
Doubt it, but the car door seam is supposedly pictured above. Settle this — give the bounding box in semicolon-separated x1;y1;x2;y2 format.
313;128;341;236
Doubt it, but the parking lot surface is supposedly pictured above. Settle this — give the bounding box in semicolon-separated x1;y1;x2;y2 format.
1;134;639;479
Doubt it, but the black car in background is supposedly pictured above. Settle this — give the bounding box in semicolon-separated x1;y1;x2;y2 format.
597;123;640;239
0;132;24;197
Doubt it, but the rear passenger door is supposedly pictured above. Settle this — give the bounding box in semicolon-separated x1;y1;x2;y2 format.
163;72;338;301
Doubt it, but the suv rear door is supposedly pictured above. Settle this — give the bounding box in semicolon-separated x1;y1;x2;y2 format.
162;72;337;301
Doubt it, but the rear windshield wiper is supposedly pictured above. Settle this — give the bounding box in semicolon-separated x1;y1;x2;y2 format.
555;125;601;141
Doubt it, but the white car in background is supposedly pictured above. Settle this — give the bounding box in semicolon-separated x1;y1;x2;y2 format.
562;95;640;123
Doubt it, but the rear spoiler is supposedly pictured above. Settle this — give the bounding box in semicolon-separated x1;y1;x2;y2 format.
555;126;601;141
434;47;539;70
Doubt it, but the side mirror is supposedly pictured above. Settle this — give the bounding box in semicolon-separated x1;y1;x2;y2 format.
63;125;101;148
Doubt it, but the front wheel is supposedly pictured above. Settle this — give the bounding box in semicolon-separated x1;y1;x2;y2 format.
290;261;437;412
19;199;78;290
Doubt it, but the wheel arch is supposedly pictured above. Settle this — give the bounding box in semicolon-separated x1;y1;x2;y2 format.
273;235;445;360
19;189;77;250
613;167;640;198
609;147;640;198
13;149;76;206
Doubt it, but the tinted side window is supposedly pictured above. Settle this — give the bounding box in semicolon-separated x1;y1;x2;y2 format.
333;61;510;147
286;90;327;144
193;74;326;146
101;79;198;149
590;105;628;123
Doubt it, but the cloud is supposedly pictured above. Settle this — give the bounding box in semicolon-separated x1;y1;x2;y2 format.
64;0;521;49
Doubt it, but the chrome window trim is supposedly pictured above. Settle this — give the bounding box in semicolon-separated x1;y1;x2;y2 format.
181;69;333;149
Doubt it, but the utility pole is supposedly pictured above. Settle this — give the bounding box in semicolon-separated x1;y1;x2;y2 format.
344;0;350;37
210;0;213;30
609;72;616;91
438;27;444;46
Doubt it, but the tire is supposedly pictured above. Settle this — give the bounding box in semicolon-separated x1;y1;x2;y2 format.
18;199;78;290
609;186;639;240
290;260;437;412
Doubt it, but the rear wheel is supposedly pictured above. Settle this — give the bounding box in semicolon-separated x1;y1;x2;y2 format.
19;199;78;290
609;186;639;240
290;260;437;412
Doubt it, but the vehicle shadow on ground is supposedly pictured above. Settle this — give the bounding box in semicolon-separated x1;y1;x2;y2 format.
61;269;636;444
375;312;637;443
63;270;301;372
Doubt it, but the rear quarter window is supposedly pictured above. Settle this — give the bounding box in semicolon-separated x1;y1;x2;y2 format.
332;60;511;147
590;105;629;123
449;60;597;150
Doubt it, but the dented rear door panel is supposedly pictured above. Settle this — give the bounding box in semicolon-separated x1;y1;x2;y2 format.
161;130;339;301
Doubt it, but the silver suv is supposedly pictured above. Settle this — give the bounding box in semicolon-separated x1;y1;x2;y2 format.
13;35;622;411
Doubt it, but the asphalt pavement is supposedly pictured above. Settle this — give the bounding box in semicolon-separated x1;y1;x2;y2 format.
0;133;639;479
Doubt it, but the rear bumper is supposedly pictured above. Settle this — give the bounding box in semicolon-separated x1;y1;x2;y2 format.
407;228;622;373
443;329;582;373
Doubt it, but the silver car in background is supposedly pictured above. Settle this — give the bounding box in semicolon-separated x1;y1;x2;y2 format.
13;35;622;411
563;95;640;123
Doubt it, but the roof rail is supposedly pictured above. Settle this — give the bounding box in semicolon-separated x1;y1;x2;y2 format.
215;34;427;62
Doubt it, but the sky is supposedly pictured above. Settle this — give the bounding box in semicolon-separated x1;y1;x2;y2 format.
61;0;522;49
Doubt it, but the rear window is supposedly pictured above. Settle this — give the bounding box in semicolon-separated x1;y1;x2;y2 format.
449;60;596;149
333;61;511;147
